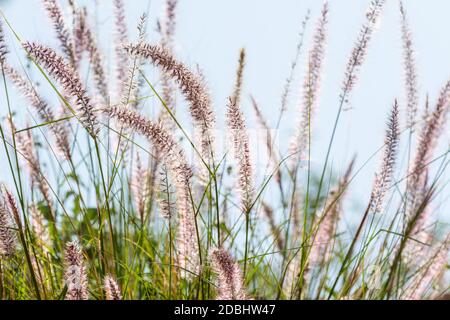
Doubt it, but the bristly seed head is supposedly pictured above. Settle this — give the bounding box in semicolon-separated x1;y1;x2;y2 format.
104;275;122;300
210;248;248;300
105;106;199;279
124;42;215;162
369;100;400;213
23;42;99;137
30;204;51;251
407;80;450;216
41;0;75;65
226;98;254;212
113;0;129;101
231;48;246;107
0;187;17;258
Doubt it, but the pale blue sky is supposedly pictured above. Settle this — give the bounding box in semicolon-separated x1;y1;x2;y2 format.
1;0;450;221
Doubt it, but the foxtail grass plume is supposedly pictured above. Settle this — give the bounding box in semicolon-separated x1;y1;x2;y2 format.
403;234;450;300
119;13;147;108
261;202;284;251
251;96;282;186
130;152;150;222
368;100;400;213
407;80;450;216
41;0;75;65
226;98;254;212
104;275;122;300
0;18;70;159
309;157;355;266
111;15;149;167
67;0;76;16
157;165;176;220
341;0;385;101
64;241;88;300
0;0;448;301
301;159;355;294
29;204;51;251
23;42;99;136
289;2;329;171
210;248;248;300
176;201;200;279
0;191;17;257
113;0;129;101
283;255;300;299
400;1;419;130
125;42;216;163
73;7;87;67
231;48;246;106
161;0;178;45
79;16;109;100
105;106;200;279
3;65;71;160
3;187;22;230
0;19;8;65
157;0;178;130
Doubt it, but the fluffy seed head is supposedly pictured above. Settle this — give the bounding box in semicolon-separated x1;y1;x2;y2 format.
105;106;199;278
73;8;87;66
23;42;99;136
130;152;151;221
64;241;88;300
289;2;329;170
309;158;355;267
30;204;51;251
341;0;385;99
403;208;433;266
369;100;400;213
261;202;284;251
157;165;176;220
407;80;450;215
403;235;450;300
0;189;17;257
125;42;215;160
400;1;419;129
226;98;254;212
0;18;8;64
210;248;247;300
104;275;122;300
231;48;246;106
